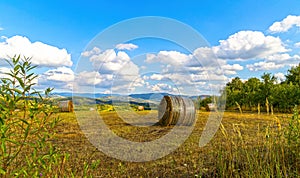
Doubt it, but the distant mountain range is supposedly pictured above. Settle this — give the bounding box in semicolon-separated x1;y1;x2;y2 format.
52;92;211;102
52;92;211;108
52;92;119;98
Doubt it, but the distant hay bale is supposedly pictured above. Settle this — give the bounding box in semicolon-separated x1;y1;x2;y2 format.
58;100;74;112
206;103;216;111
158;95;196;126
200;107;206;111
137;105;144;111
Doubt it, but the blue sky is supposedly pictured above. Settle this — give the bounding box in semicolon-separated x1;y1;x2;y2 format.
0;0;300;95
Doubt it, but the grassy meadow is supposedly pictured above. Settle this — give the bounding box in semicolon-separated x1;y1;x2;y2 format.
49;109;299;177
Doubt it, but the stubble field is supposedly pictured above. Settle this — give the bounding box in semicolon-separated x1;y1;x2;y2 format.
52;110;299;177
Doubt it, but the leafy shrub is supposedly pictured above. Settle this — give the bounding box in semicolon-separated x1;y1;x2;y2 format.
0;56;66;177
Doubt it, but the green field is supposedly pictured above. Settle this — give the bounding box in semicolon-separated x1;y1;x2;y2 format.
51;110;299;177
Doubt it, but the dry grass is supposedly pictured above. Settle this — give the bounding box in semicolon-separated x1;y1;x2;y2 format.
51;111;298;177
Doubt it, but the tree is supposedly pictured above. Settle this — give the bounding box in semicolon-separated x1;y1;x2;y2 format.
199;96;212;108
224;77;244;109
223;64;300;113
243;77;261;110
260;73;277;114
285;63;300;86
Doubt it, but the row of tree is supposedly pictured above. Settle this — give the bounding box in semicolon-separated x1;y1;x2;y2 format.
222;63;300;113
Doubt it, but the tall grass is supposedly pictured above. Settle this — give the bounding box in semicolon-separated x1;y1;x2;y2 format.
213;107;300;177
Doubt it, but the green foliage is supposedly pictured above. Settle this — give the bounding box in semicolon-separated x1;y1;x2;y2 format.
98;104;115;111
0;56;65;177
286;106;300;146
223;64;300;112
199;97;212;108
285;63;300;86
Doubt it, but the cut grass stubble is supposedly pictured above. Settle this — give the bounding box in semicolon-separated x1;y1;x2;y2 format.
52;110;299;177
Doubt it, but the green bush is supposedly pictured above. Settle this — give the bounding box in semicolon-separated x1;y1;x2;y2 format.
0;56;66;177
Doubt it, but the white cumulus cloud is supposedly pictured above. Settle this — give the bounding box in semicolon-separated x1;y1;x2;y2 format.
294;42;300;48
213;31;287;59
43;67;74;82
38;67;74;90
266;53;300;63
0;35;72;67
246;61;285;71
274;72;286;83
89;49;139;74
269;15;300;33
145;50;192;65
149;83;178;93
115;43;138;50
0;67;10;79
81;47;101;57
76;71;113;87
76;48;144;94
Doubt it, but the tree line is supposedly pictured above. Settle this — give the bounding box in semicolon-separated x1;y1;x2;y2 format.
222;63;300;113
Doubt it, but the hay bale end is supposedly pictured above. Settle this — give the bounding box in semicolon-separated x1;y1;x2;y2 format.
158;95;196;126
137;105;144;111
58;100;74;112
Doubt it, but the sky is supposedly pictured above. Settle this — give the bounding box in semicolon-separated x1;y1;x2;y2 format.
0;0;300;95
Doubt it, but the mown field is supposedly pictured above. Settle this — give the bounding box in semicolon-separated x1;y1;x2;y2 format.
52;110;299;177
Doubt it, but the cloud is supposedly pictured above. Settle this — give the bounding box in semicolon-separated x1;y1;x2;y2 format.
246;61;285;71
76;71;113;86
221;64;244;75
145;50;192;65
192;47;220;67
145;48;243;76
0;35;72;67
89;49;139;75
0;67;10;79
266;53;300;63
42;67;74;82
144;73;165;81
269;15;300;33
245;52;300;72
294;42;300;48
274;72;286;83
76;48;144;94
0;27;3;31
115;43;138;50
38;67;74;90
143;47;243;95
148;83;178;93
212;31;287;59
81;47;101;57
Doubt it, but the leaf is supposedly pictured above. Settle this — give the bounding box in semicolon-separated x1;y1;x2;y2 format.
27;73;38;81
20;65;26;74
15;76;25;89
1;140;6;154
6;138;20;146
20;119;29;125
0;167;6;175
27;65;37;71
14;66;20;74
12;88;23;95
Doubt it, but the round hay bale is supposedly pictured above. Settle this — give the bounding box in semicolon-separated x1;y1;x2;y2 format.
58;100;74;112
200;106;206;111
158;95;196;126
137;105;144;111
206;103;216;112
